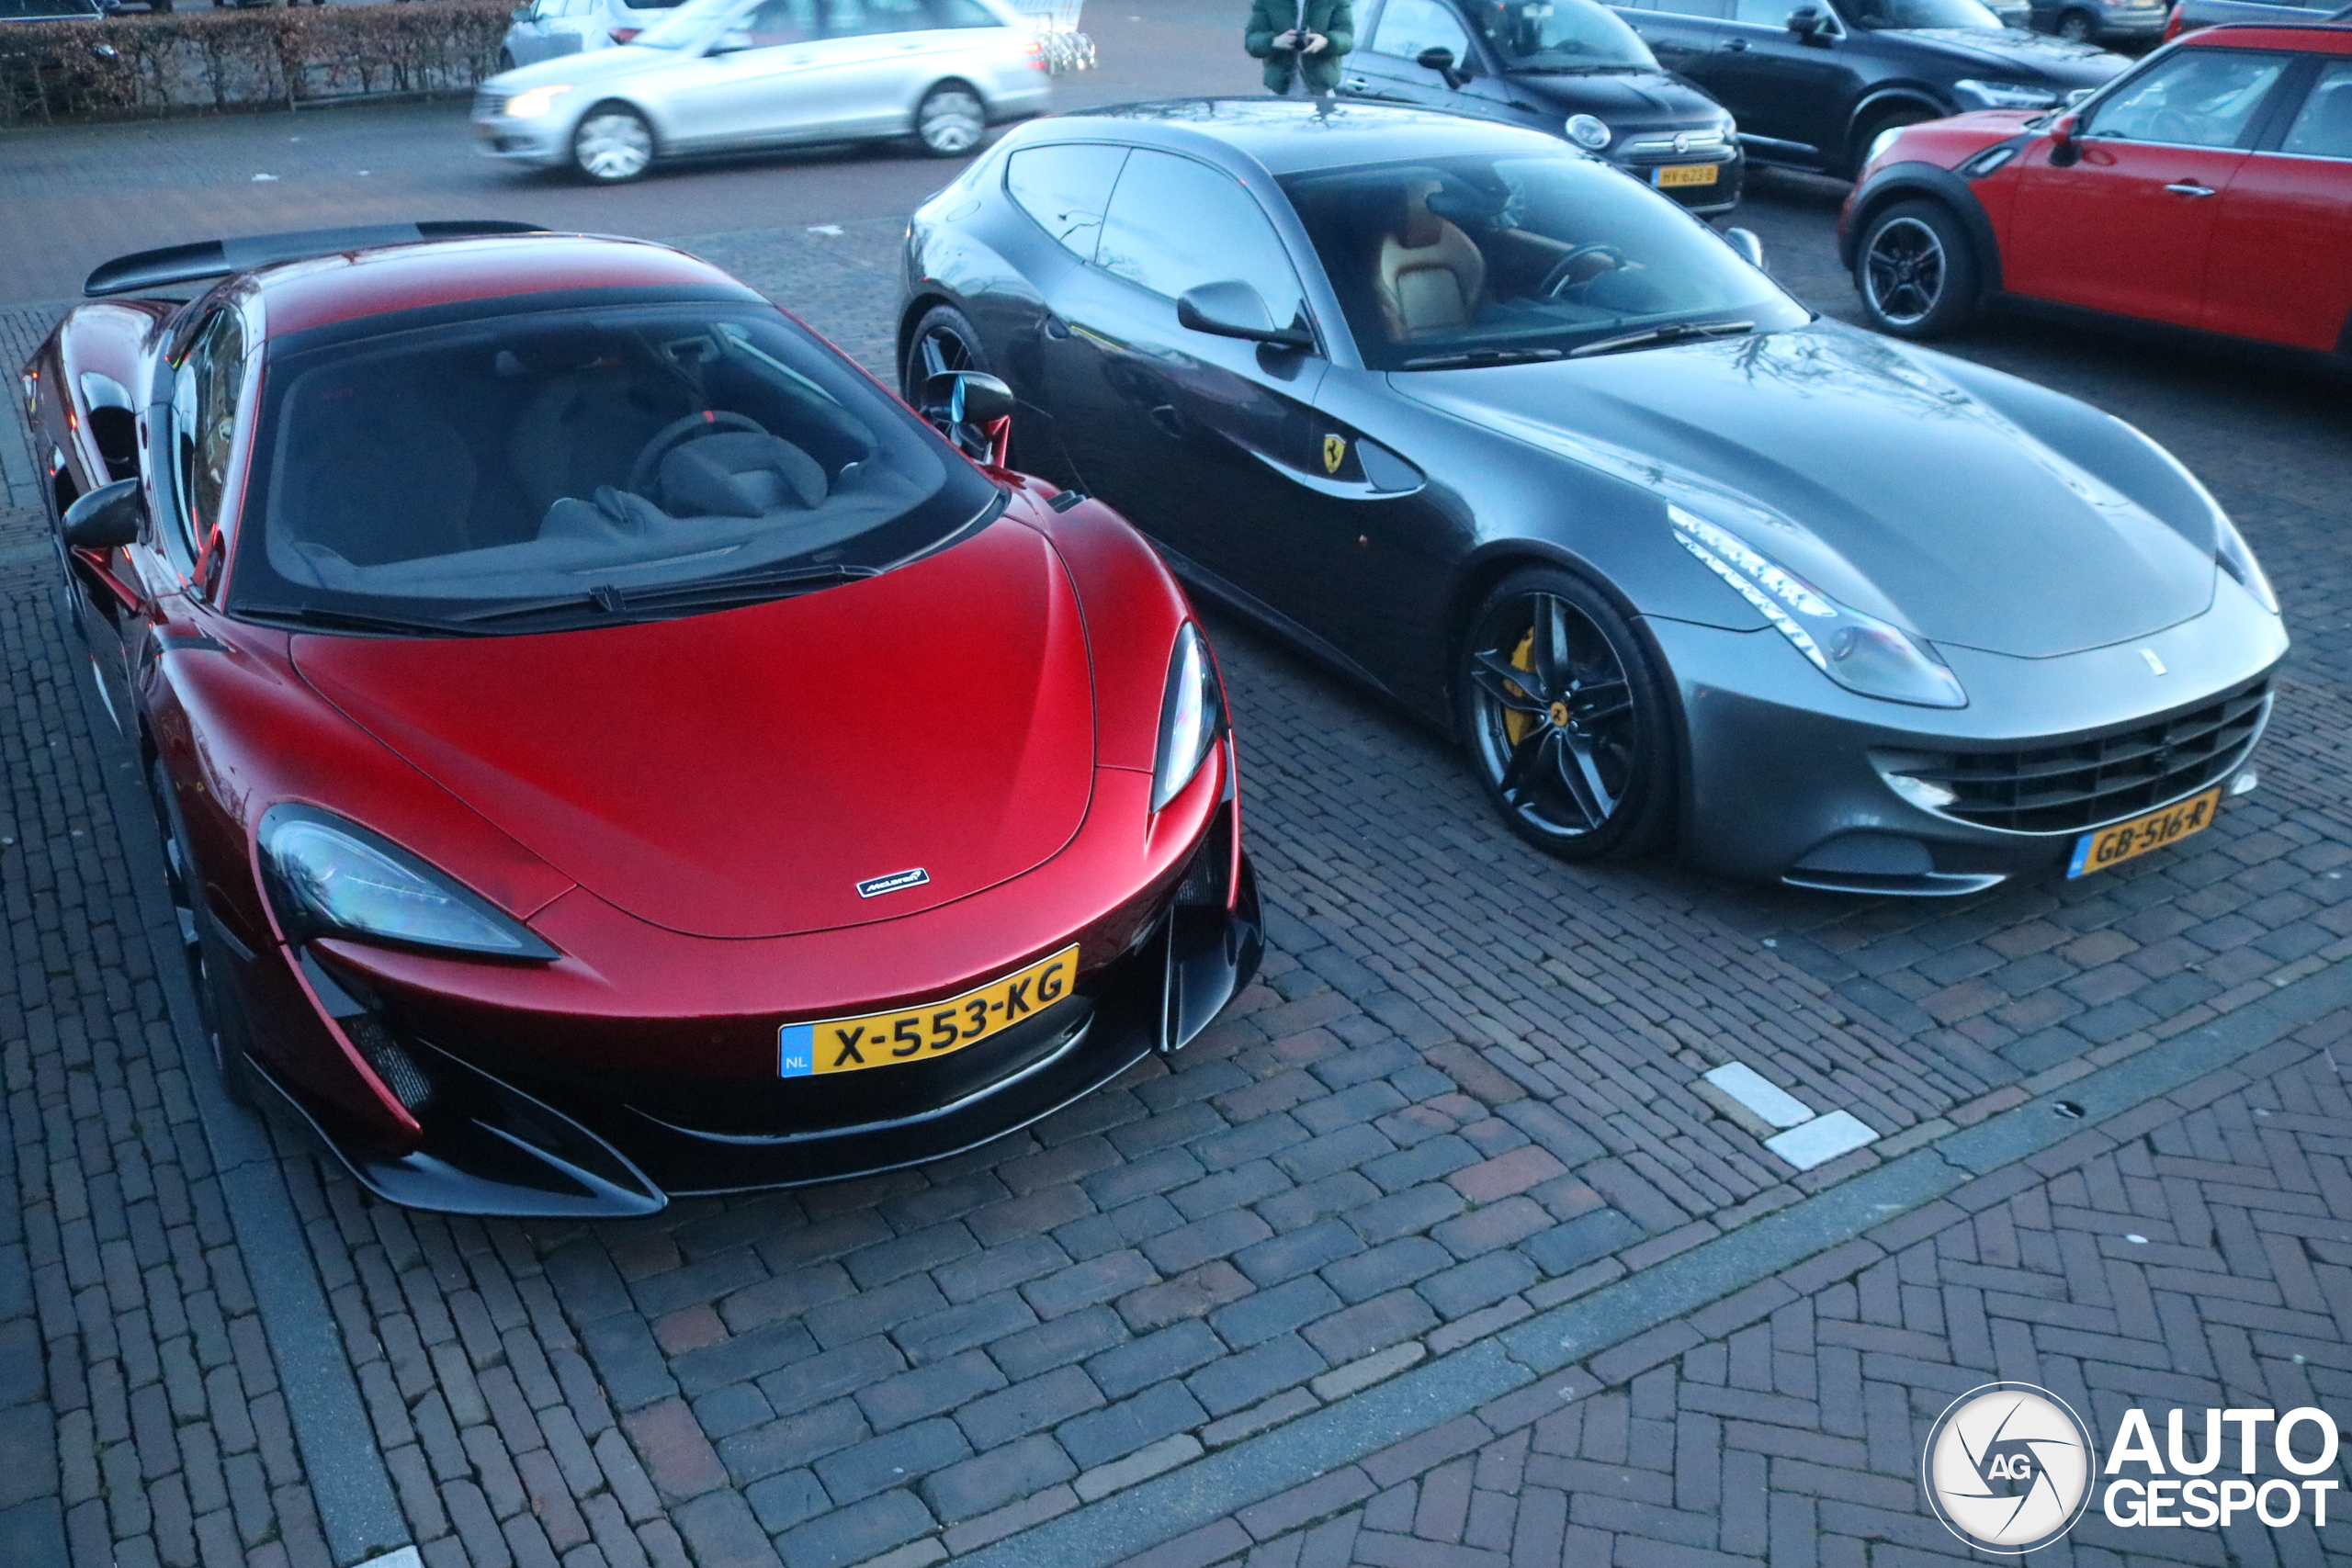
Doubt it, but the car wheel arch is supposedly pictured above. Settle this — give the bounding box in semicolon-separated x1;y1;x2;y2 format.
1842;164;2003;294
1847;92;1949;168
1440;544;1659;729
897;289;959;373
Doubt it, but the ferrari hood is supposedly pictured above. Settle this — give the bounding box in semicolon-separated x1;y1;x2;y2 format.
1395;324;2217;658
292;520;1096;940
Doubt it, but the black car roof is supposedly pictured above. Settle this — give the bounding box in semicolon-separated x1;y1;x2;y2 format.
1027;97;1579;176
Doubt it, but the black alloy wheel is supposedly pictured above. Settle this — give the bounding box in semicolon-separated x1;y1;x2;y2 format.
1456;569;1676;861
901;302;989;402
148;757;258;1109
1856;198;1979;338
2055;7;2098;40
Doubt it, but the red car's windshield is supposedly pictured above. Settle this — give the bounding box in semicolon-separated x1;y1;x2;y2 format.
230;302;999;628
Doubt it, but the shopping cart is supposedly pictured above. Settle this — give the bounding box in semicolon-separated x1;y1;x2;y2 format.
1012;0;1094;72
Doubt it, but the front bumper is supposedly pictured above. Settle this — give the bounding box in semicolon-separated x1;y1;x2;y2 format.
472;115;573;166
1614;144;1746;217
245;853;1262;1216
1647;588;2287;894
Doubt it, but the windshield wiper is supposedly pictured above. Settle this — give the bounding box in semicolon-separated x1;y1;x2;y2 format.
449;562;882;624
1402;346;1566;369
1568;320;1756;359
237;603;488;637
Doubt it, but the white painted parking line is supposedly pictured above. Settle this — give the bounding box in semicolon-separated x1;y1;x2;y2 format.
1765;1110;1880;1170
1700;1061;1815;1128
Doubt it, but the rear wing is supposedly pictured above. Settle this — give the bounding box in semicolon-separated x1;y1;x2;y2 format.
84;221;548;299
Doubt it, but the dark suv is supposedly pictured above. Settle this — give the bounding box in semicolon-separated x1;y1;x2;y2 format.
1334;0;1747;213
1613;0;2125;174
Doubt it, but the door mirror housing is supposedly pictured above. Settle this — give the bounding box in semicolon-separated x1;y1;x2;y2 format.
919;370;1016;463
1786;6;1823;30
61;477;145;551
1416;45;1472;87
1177;282;1315;351
2062;85;2095;107
1722;227;1765;270
2047;111;2080;164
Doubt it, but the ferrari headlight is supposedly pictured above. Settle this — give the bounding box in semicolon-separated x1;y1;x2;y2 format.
1953;77;2059;110
504;84;573;118
261;807;557;959
2213;512;2278;614
1151;624;1227;811
1670;505;1967;709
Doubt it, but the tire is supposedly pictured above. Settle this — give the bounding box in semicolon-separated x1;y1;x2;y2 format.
914;82;986;157
899;301;992;404
148;757;258;1111
1455;568;1678;863
571;102;654;183
1854;197;1980;338
2054;7;2098;39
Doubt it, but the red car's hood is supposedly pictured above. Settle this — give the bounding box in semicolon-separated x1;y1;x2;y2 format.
292;520;1096;940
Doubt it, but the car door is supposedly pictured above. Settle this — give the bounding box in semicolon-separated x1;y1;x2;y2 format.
1691;0;1858;157
1341;0;1498;112
540;0;605;56
804;0;953;137
2004;45;2295;324
1611;0;1733;90
991;139;1130;483
1036;148;1337;631
658;0;825;148
2199;55;2352;350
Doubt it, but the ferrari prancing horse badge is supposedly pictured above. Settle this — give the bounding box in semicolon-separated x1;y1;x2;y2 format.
1322;434;1347;475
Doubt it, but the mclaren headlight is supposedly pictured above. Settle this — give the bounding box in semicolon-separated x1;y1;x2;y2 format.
1670;506;1967;709
260;807;558;959
2213;512;2278;614
1151;623;1227;811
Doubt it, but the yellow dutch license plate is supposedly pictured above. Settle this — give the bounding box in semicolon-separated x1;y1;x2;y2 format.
2066;787;2222;878
1654;164;1719;188
778;944;1079;1077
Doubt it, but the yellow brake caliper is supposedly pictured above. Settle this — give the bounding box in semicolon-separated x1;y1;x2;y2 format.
1503;628;1536;748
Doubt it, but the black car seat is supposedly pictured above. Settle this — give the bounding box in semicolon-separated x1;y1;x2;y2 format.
1375;176;1487;339
507;365;689;514
281;397;478;568
657;433;829;518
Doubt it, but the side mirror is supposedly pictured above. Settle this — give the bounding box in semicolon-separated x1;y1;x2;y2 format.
1723;227;1764;270
62;477;144;551
2063;85;2095;107
708;28;753;51
2047;111;2080;165
1785;6;1823;30
1416;45;1470;88
1177;282;1315;351
920;370;1015;463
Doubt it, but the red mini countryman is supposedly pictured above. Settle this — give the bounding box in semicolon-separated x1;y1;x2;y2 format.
1839;19;2352;355
24;222;1260;1217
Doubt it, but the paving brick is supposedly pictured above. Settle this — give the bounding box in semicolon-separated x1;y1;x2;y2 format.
1055;1381;1209;1470
812;1418;970;1506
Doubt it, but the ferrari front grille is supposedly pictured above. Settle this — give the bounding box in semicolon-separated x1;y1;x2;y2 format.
1883;678;2270;835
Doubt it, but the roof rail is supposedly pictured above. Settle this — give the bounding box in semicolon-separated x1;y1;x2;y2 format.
83;221;549;299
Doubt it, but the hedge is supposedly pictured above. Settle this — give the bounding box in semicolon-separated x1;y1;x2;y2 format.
0;0;513;127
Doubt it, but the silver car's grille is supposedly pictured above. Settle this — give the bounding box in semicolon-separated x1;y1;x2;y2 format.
1888;679;2270;835
474;90;509;118
1620;130;1729;158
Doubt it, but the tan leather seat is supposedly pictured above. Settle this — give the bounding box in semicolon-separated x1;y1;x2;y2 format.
1374;178;1487;340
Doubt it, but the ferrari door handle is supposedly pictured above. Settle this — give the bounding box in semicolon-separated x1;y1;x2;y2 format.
2163;181;2216;197
1718;37;1747;51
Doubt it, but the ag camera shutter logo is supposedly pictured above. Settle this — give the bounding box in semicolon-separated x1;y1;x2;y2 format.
1921;1382;2098;1553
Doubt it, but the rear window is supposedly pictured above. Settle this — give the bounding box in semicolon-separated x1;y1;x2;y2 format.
231;302;1000;628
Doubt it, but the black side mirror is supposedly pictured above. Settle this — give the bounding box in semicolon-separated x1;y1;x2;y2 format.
1176;282;1315;351
920;370;1016;462
1723;227;1764;269
1786;6;1826;33
62;477;144;551
1416;45;1470;88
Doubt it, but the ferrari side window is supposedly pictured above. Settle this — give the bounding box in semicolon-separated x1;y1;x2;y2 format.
1006;142;1128;260
1096;150;1308;333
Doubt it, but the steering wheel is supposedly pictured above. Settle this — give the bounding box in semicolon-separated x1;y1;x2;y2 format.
1538;243;1632;298
2143;107;2200;145
624;410;770;495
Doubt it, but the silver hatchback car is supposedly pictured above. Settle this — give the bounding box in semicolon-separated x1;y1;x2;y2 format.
472;0;1051;181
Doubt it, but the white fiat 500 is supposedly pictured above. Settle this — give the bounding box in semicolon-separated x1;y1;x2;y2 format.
472;0;1050;180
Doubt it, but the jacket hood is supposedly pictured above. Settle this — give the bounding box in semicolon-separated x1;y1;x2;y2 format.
290;520;1097;940
1393;323;2218;659
1894;27;2126;82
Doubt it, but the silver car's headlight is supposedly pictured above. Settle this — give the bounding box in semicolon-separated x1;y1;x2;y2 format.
1670;506;1968;709
1151;624;1227;811
261;807;558;958
1953;77;2060;109
504;84;574;118
2213;512;2278;614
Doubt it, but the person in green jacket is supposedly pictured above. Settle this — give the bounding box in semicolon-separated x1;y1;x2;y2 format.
1245;0;1354;95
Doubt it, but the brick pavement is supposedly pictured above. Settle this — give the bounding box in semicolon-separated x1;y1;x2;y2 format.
3;126;2352;1568
1147;1021;2352;1568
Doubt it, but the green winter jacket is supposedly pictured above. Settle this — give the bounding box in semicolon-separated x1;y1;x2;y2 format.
1244;0;1354;94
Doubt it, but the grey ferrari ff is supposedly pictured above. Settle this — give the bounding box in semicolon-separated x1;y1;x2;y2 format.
899;99;2287;895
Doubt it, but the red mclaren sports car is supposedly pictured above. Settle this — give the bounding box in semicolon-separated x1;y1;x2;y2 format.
26;221;1261;1217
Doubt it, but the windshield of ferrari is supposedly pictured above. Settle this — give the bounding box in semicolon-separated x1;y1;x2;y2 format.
1280;152;1807;371
1467;0;1656;72
232;302;995;626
